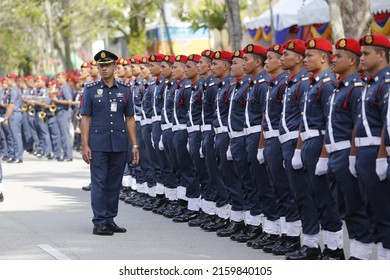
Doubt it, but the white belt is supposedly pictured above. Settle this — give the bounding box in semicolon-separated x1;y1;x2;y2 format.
161;123;173;131
278;131;299;144
300;129;325;141
245;125;261;135
135;115;141;121
152;115;161;122
140;118;152;126
386;147;390;156
214;126;228;134
264;129;280;139
354;136;381;147
201;124;212;132
325;140;351;153
187;125;201;133
229;130;246;139
172;124;187;131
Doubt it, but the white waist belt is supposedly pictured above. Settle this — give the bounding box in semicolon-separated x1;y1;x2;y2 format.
152;115;161;122
229;130;246;139
201;124;212;132
135;115;141;121
325;140;351;153
140;118;152;126
279;131;299;144
161;123;173;131
214;126;228;134
187;125;200;133
245;125;261;135
300;129;325;141
386;147;390;156
354;136;381;147
264;129;280;139
172;124;187;131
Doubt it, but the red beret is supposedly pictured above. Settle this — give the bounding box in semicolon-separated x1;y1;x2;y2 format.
175;55;188;64
48;79;59;87
267;44;284;55
188;54;201;63
0;78;5;83
201;50;215;59
233;50;245;59
305;38;333;54
283;39;306;56
149;54;165;62
130;56;141;64
7;73;19;79
116;58;129;65
335;38;361;56
80;62;91;69
90;60;98;66
139;56;149;64
25;75;35;81
213;51;233;62
35;75;48;81
163;55;176;64
55;71;67;77
359;34;390;49
243;44;267;57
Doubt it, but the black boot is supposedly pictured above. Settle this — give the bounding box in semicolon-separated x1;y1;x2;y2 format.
216;220;245;237
285;245;321;260
234;225;263;243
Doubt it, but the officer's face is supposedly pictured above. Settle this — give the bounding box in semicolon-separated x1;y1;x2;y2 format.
172;62;186;80
332;49;352;75
140;65;151;79
280;50;300;71
149;62;162;77
185;61;198;79
230;57;245;78
265;51;282;75
304;49;323;73
98;63;116;79
161;62;173;78
360;46;383;73
211;60;229;79
131;64;141;76
197;57;211;76
242;53;257;74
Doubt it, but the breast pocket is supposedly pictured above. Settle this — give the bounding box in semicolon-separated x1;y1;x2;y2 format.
92;98;108;112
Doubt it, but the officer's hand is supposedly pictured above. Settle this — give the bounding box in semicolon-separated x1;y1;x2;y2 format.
132;146;139;165
3;120;8;126
226;146;233;161
376;157;388;181
291;149;303;169
82;146;92;164
199;145;205;158
186;142;190;153
348;156;357;178
158;136;164;151
151;135;155;149
257;148;265;164
315;157;328;176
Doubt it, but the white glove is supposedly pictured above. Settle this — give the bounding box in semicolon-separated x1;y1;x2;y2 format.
315;157;328;176
199;145;204;158
151;136;155;149
292;149;303;170
158;136;164;151
376;158;388;181
348;156;357;178
257;148;265;164
226;146;233;161
186;142;190;153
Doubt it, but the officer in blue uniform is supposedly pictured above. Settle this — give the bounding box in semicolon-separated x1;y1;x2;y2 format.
0;79;13;161
277;39;316;256
357;34;390;259
24;76;40;155
286;38;343;260
80;50;139;236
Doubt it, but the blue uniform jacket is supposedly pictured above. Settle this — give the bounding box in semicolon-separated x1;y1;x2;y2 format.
213;75;234;128
228;74;251;131
173;79;192;125
188;77;205;127
247;71;270;127
201;75;219;125
161;80;177;125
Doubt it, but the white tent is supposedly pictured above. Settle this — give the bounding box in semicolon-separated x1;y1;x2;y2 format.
243;0;315;30
297;0;330;26
371;0;390;14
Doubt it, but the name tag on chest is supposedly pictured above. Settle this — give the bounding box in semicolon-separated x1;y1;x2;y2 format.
111;102;117;112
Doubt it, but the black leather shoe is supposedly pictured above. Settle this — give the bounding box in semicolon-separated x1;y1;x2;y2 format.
124;192;142;204
153;199;171;215
251;232;279;249
143;196;165;211
188;212;215;227
271;235;301;255
63;158;73;162
163;201;185;218
56;157;64;162
172;209;199;222
7;158;15;163
82;184;91;191
285;245;321;260
0;192;4;202
348;256;361;260
93;224;114;236
106;222;126;233
14;159;23;163
318;246;345;260
234;225;263;243
202;217;228;232
132;195;150;207
263;234;286;253
216;220;245;237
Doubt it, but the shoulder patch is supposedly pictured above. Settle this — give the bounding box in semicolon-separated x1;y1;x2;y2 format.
301;77;309;81
258;79;265;83
322;77;331;83
354;82;363;87
86;81;99;88
230;81;236;86
209;82;215;86
118;80;130;87
185;84;191;88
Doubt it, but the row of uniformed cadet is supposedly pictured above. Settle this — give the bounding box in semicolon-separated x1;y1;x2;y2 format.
118;33;390;260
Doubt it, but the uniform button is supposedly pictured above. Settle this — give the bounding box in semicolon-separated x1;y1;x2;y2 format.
111;130;113;132
110;122;113;124
109;92;112;95
358;114;361;118
110;114;113;117
98;100;101;102
122;130;125;132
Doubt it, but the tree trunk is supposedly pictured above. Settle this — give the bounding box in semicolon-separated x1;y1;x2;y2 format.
340;0;371;38
327;0;345;42
225;0;243;50
159;1;174;55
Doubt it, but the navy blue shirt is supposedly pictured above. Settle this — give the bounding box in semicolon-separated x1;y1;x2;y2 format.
173;79;192;125
247;71;270;128
228;75;251;132
188;77;205;127
213;75;234;128
152;77;165;118
141;77;155;119
161;79;177;125
132;78;145;117
201;75;219;125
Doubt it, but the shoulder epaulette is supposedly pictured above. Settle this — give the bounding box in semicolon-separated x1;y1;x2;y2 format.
301;77;309;81
185;84;191;88
354;82;364;87
209;82;215;86
322;77;331;83
118;80;131;87
86;81;99;88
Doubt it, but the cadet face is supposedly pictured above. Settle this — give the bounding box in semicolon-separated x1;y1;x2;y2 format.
360;46;382;73
90;65;99;77
149;62;162;77
116;64;125;77
98;62;116;79
197;57;211;76
332;49;350;75
172;62;185;80
242;53;257;74
124;65;133;78
79;67;90;79
139;64;151;79
265;51;281;75
131;64;141;76
280;49;299;71
230;57;245;78
185;61;198;79
161;62;172;78
26;79;35;88
304;49;323;73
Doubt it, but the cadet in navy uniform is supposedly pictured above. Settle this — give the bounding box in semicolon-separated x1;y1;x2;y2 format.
4;73;24;163
278;39;316;256
357;34;390;259
0;78;13;161
80;50;139;236
287;38;343;260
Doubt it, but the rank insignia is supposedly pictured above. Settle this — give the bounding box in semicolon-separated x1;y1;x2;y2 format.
101;52;106;59
309;40;316;48
288;41;295;50
339;39;346;48
97;89;103;95
364;35;373;44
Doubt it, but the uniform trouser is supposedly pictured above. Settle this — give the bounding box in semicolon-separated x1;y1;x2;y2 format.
161;127;180;189
0;125;5;157
28;114;40;152
9;112;23;160
230;135;253;211
301;136;342;233
172;129;200;199
1;120;13;158
264;137;300;222
282;139;319;235
90;151;127;225
56;110;72;160
141;123;159;187
47;116;62;158
202;130;226;205
356;146;388;247
215;132;245;212
136;121;154;186
21;112;33;151
188;130;210;198
35;113;52;156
